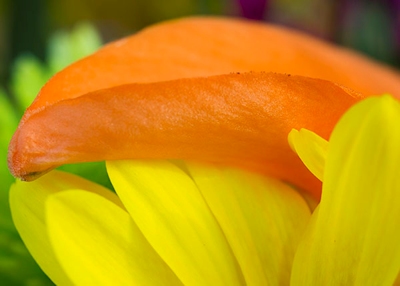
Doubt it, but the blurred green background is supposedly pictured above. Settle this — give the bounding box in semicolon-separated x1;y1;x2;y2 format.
0;0;399;285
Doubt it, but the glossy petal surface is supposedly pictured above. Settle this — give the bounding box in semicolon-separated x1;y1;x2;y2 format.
107;160;245;285
9;171;122;285
291;96;400;285
47;190;182;285
186;163;311;285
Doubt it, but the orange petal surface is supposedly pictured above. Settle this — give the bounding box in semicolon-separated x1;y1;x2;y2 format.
25;16;400;119
9;72;361;198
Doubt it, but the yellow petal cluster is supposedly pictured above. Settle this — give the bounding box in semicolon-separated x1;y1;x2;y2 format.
291;95;400;285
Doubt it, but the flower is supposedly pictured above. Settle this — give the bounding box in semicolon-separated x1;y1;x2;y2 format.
10;95;400;285
7;16;400;284
7;17;400;199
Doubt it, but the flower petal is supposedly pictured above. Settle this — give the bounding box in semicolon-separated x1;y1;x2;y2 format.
186;163;311;285
106;160;246;285
46;190;182;285
291;95;400;285
9;72;360;197
9;170;122;285
288;128;329;181
24;17;400;114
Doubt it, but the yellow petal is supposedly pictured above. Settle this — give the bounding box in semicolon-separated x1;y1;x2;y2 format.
291;95;400;285
288;128;328;181
186;163;311;285
46;190;182;285
106;160;245;285
9;170;122;285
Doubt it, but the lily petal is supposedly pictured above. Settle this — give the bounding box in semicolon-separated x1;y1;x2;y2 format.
107;160;245;285
9;170;123;285
291;96;400;285
47;190;182;285
288;128;329;181
186;163;311;285
9;72;360;197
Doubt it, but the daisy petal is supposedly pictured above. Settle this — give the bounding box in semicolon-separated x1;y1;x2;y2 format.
291;95;400;285
186;163;311;285
9;170;122;285
288;128;329;181
46;190;182;285
107;160;245;285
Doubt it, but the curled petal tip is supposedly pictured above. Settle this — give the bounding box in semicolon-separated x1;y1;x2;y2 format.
8;128;55;181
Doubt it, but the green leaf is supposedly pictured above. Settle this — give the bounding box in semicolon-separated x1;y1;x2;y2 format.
0;88;18;228
10;55;49;113
4;22;103;285
0;88;54;285
48;22;102;74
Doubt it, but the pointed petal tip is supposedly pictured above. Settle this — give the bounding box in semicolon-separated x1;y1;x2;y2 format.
288;128;328;182
287;129;298;152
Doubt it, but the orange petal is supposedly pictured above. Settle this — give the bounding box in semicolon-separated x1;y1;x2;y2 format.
9;72;361;198
26;17;400;118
